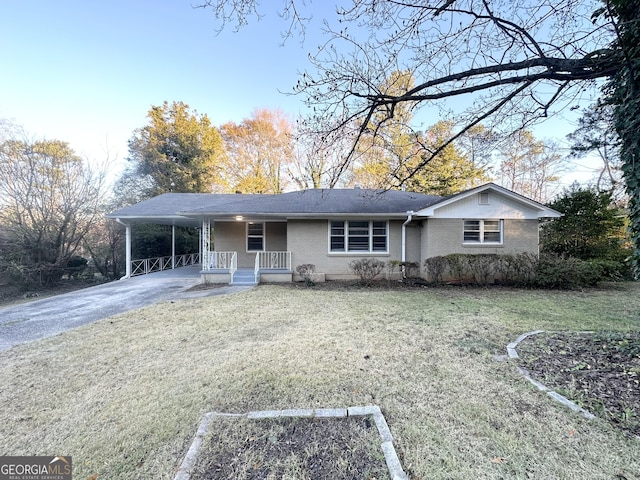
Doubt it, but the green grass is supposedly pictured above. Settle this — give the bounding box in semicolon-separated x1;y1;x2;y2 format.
0;283;639;479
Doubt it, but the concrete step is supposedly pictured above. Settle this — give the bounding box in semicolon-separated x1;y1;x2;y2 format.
231;270;258;286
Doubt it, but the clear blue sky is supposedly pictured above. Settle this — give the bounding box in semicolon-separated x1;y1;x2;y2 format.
0;1;326;167
1;1;599;186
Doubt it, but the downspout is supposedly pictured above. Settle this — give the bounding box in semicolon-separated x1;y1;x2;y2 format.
115;218;131;279
401;211;414;278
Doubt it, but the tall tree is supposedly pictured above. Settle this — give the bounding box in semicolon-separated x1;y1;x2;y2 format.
199;0;640;275
604;0;640;277
351;70;422;188
568;102;625;202
221;108;293;193
289;119;353;189
404;121;489;195
496;130;565;202
0;138;109;285
122;100;226;199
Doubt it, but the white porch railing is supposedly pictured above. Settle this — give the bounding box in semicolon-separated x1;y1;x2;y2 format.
256;251;291;270
130;253;200;277
202;251;237;271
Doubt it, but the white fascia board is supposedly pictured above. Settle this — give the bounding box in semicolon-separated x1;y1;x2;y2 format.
414;184;562;218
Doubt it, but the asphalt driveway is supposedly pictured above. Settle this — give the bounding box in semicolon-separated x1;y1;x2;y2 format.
0;266;250;352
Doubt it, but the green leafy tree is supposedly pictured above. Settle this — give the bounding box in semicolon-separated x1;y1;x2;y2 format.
541;185;629;261
405;121;488;195
122;100;226;199
117;101;222;260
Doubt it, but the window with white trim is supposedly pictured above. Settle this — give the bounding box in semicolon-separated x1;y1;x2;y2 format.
463;219;503;244
247;222;264;251
330;220;388;253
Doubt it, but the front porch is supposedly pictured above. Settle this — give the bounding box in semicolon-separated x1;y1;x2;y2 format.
201;251;292;285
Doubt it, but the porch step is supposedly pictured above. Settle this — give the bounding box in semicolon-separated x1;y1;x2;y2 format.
230;269;258;286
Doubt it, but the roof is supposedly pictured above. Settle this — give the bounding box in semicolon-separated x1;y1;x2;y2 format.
106;188;443;226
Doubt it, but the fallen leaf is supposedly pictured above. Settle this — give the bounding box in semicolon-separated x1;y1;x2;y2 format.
87;475;99;480
491;457;507;464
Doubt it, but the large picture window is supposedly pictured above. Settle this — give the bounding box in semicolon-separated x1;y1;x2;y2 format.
330;220;388;253
463;219;503;244
247;222;264;251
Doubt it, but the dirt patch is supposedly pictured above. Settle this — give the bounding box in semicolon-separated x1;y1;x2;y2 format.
517;331;640;437
190;416;389;480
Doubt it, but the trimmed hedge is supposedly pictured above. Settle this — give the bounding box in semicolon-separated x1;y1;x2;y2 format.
422;253;628;289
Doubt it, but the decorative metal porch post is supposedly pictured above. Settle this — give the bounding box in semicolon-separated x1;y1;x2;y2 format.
171;224;176;269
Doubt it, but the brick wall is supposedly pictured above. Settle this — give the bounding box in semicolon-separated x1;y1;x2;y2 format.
422;218;539;259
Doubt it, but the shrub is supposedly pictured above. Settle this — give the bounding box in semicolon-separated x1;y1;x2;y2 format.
532;253;608;289
496;252;537;285
295;263;316;286
401;261;420;278
467;254;497;286
64;256;88;279
532;253;577;289
445;254;469;283
386;260;401;280
423;256;448;284
349;258;385;285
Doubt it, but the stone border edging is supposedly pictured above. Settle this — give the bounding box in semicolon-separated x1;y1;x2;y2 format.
507;330;595;420
174;405;409;480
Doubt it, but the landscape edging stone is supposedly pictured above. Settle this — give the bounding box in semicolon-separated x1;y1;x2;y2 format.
174;406;409;480
507;330;596;420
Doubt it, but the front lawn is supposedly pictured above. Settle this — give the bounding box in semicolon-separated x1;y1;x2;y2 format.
0;283;638;479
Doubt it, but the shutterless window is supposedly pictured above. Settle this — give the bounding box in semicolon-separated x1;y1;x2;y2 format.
463;220;502;244
247;222;264;251
330;221;388;253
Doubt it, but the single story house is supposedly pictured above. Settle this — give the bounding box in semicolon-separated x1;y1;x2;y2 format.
106;183;561;284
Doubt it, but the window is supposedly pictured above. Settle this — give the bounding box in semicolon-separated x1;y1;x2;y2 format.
247;222;264;251
463;219;502;244
330;220;388;253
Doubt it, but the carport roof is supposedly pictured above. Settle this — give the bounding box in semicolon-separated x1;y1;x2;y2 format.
106;188;443;225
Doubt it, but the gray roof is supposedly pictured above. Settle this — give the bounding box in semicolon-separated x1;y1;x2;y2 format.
107;189;442;225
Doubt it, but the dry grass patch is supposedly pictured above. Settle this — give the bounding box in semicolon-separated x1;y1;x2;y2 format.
0;283;638;479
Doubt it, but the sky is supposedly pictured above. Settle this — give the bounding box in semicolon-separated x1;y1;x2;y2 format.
0;1;602;188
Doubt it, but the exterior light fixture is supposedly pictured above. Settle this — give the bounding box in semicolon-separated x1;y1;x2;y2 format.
235;215;243;221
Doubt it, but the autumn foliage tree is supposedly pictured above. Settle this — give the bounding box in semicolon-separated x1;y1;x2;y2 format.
221;108;293;193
